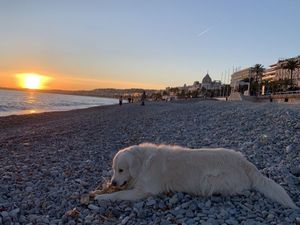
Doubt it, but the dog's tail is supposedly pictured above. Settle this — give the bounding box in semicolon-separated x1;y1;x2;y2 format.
246;162;298;209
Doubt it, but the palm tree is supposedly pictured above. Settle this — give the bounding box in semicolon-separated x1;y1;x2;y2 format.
250;64;265;95
281;59;300;88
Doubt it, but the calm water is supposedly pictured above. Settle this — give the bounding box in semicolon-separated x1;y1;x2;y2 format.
0;89;119;117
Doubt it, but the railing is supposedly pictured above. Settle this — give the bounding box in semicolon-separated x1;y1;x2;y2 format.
273;90;300;95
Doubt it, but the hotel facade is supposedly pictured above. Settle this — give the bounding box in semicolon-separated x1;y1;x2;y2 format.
262;56;300;86
230;55;300;92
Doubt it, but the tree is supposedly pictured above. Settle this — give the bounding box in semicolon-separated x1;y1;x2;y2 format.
190;89;199;98
177;89;186;99
250;64;265;95
150;92;162;101
281;59;300;88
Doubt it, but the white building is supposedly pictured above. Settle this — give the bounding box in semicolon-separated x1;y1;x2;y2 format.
201;73;222;90
265;56;300;86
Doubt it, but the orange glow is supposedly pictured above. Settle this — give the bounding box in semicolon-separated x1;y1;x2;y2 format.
16;73;50;89
0;71;166;90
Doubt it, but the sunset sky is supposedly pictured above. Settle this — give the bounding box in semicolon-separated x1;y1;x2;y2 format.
1;0;300;90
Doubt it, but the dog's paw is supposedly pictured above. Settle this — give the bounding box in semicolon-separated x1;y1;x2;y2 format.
94;194;112;201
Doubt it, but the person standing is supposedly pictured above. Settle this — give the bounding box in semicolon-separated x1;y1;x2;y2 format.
119;95;123;105
141;90;146;106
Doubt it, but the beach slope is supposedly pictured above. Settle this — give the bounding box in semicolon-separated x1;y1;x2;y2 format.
0;101;299;224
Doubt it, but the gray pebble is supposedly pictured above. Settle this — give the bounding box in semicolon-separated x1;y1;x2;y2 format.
88;204;100;211
291;166;300;176
205;200;211;208
0;211;9;218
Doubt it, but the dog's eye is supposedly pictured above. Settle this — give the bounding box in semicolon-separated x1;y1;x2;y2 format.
118;169;123;173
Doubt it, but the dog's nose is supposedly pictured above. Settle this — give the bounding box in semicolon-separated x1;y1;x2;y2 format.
111;180;117;186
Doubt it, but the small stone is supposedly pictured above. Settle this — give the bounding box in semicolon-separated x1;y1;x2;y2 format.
75;179;89;187
133;202;144;210
42;217;50;224
177;192;184;200
229;208;236;215
158;201;166;209
205;200;211;208
0;211;9;218
243;220;257;225
225;218;239;225
19;215;26;223
188;202;198;211
201;222;213;225
219;209;229;218
3;216;12;225
121;216;130;225
170;209;183;217
8;208;20;217
295;123;300;129
80;194;90;205
169;195;178;205
26;186;33;192
68;220;76;225
181;202;190;209
28;214;39;222
65;208;80;218
146;199;156;206
84;215;94;223
285;145;292;153
186;218;196;225
294;177;300;185
291;166;300;176
88;204;99;211
186;210;194;218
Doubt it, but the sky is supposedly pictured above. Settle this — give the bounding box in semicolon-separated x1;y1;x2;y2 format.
0;0;300;90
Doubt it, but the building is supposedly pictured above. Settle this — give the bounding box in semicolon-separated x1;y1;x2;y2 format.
163;73;224;99
263;56;300;82
230;68;251;91
262;63;277;81
201;73;222;90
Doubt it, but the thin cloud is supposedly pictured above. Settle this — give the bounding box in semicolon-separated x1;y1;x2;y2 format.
197;26;213;37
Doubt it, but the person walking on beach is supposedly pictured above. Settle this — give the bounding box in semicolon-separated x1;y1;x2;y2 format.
141;90;146;106
119;95;123;105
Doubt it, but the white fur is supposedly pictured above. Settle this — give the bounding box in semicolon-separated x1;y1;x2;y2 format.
95;143;298;209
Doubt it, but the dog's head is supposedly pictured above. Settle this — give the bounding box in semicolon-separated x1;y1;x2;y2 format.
110;146;142;188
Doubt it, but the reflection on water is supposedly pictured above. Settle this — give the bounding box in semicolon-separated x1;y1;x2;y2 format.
25;92;38;104
0;89;119;116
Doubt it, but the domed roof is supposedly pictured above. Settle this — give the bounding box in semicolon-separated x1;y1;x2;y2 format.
202;73;212;84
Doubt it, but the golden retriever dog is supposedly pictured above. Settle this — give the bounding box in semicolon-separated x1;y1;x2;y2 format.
95;143;298;208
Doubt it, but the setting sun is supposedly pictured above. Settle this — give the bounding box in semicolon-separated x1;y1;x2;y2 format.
16;73;50;90
24;75;41;89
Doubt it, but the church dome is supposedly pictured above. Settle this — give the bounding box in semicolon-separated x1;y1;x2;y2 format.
202;74;212;84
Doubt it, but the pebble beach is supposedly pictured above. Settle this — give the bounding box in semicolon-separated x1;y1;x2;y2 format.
1;100;300;225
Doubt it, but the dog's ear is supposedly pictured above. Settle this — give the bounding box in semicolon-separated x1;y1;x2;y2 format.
127;152;142;178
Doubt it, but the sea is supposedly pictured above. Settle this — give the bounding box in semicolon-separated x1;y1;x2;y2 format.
0;89;119;117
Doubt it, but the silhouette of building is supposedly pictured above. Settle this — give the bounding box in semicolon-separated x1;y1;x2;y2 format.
201;73;222;90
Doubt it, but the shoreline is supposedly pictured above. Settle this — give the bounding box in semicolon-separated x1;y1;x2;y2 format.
1;101;300;224
0;103;118;118
0;88;120;117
